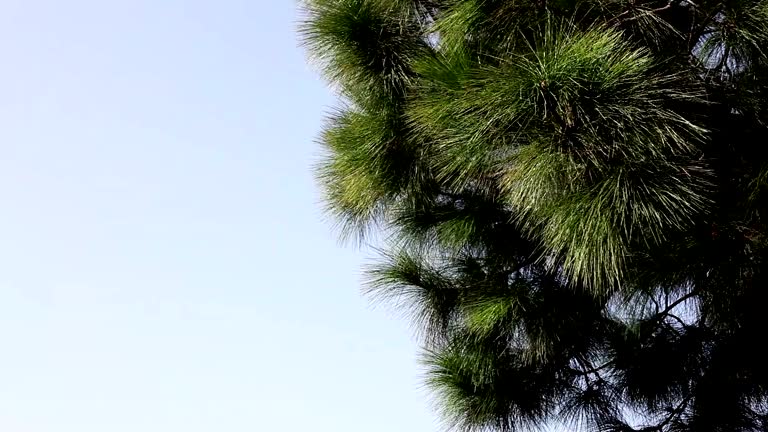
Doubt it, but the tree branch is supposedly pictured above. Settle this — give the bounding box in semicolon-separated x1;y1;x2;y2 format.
653;395;692;431
659;291;697;317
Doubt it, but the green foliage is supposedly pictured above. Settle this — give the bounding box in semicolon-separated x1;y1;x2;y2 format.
302;0;768;430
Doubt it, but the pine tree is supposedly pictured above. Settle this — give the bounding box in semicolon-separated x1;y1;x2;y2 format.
301;1;768;431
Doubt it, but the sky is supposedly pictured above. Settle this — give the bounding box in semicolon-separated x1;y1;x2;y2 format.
0;1;439;431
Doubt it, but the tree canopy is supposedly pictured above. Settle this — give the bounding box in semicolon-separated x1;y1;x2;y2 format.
301;1;768;430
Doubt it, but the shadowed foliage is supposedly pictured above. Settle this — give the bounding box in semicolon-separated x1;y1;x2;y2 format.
302;0;768;430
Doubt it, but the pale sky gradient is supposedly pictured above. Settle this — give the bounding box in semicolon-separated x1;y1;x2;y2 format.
0;1;439;431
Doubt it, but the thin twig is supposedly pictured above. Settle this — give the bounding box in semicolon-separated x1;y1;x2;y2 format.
654;395;692;431
575;361;615;378
667;313;688;328
659;290;697;317
620;1;675;24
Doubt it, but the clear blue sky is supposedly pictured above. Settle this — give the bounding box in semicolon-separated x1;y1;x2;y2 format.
0;1;439;431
